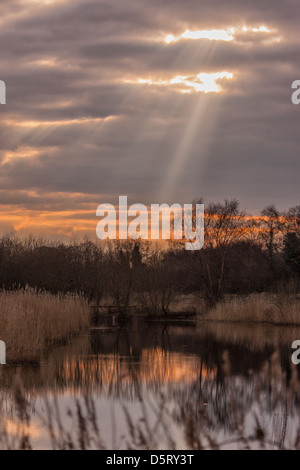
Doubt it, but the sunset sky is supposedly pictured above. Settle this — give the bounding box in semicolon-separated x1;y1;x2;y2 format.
0;0;299;239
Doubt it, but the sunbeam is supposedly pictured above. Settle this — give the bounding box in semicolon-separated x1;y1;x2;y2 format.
159;93;222;201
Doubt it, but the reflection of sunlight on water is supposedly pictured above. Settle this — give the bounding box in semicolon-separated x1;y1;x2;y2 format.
4;418;43;440
60;348;215;389
2;323;300;449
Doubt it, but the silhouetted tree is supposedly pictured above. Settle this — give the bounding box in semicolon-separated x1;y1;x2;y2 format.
283;232;300;276
259;205;282;271
196;199;247;306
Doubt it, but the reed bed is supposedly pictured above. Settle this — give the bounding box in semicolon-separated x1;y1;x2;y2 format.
0;288;90;362
206;293;300;325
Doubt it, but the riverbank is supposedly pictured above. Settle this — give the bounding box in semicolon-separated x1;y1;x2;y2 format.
148;290;300;326
0;288;90;362
204;293;300;326
93;291;300;326
2;288;300;364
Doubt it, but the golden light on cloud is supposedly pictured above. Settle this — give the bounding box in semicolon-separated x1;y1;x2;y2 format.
0;208;96;238
22;0;66;4
5;116;117;129
242;25;271;33
165;29;235;44
1;146;57;165
164;25;276;44
30;58;58;68
0;189;104;238
125;71;234;94
171;72;233;93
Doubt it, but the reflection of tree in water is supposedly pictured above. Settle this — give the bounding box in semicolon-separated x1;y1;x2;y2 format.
167;348;300;449
1;323;300;448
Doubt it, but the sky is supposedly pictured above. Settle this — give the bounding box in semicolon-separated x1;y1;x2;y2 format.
0;0;299;239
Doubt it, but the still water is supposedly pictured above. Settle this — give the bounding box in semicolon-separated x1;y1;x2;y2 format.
1;320;300;450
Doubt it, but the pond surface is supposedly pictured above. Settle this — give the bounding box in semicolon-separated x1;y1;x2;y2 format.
1;320;300;449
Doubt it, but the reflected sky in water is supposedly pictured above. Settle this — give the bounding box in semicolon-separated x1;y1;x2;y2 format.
1;322;300;449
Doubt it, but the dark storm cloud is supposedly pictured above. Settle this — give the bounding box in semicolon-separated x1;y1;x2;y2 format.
0;0;299;232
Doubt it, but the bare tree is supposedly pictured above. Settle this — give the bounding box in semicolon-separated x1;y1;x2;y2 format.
259;205;283;270
106;241;135;316
284;206;300;236
197;199;247;306
138;251;175;317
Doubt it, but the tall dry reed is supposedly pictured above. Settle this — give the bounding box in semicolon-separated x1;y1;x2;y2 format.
206;293;300;325
0;288;90;361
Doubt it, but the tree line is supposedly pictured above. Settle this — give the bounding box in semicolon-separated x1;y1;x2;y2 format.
0;199;299;314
